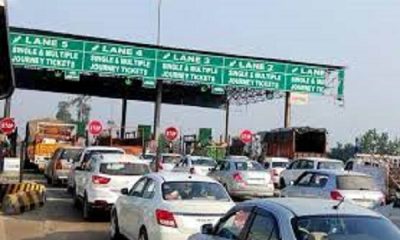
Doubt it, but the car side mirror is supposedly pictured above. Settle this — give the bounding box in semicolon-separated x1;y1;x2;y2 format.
121;188;129;195
201;224;214;235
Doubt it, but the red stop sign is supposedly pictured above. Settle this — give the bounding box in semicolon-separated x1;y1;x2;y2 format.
165;127;179;141
240;130;253;144
0;117;15;135
88;120;103;136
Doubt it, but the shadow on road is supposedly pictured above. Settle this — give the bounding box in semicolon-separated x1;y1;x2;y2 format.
20;231;109;240
8;187;110;223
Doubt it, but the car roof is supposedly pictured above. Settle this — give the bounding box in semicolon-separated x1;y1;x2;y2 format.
244;198;381;218
161;153;182;156
58;146;83;150
84;146;125;152
265;157;289;162
304;169;371;177
147;172;219;183
296;157;343;163
187;155;214;160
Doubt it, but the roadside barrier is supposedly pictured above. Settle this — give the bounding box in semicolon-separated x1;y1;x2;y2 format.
0;182;46;203
2;190;45;215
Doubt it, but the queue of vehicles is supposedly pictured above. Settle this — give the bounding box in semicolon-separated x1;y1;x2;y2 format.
34;126;400;240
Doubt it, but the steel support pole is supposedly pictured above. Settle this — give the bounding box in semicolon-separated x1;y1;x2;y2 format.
154;0;163;172
120;97;127;139
284;92;291;128
224;100;230;143
3;96;11;117
154;81;162;172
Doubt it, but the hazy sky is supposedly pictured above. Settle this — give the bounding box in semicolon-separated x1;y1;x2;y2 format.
2;0;400;146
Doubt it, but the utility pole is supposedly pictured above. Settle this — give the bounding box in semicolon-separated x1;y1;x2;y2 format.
284;92;291;128
3;96;11;117
120;97;127;139
154;0;163;172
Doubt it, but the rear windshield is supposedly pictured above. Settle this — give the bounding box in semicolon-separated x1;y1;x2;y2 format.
317;161;344;170
337;175;376;190
100;163;150;176
272;162;289;168
60;149;81;160
163;155;181;164
162;181;230;201
141;154;155;160
192;158;217;167
235;161;263;171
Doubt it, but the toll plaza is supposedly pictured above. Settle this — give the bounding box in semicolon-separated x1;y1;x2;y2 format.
7;27;345;164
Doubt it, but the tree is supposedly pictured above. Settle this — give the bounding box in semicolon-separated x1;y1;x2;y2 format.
359;129;394;155
329;142;356;162
55;101;73;122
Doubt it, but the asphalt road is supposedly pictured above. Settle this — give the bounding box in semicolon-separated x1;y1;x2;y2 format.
1;186;110;240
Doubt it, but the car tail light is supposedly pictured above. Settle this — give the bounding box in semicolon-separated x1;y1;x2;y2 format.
233;172;244;183
272;169;279;176
330;190;344;201
55;160;63;170
92;175;111;185
156;209;177;228
189;167;196;174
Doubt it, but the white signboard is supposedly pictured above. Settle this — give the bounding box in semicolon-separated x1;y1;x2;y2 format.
290;92;309;105
3;157;21;172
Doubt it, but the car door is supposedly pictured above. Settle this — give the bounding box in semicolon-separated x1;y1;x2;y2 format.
283;172;313;197
210;207;253;240
282;160;300;184
122;177;148;240
244;208;280;240
304;173;330;198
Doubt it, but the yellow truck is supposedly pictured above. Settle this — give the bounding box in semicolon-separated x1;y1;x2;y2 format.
25;119;77;172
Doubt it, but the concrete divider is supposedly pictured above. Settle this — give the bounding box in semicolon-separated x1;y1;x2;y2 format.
0;183;46;204
2;190;46;215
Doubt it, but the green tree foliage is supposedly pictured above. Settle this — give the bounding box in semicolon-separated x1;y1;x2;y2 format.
329;143;356;162
330;129;400;161
55;101;73;122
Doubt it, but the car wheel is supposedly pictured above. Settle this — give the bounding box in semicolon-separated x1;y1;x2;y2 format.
110;210;123;240
279;178;286;189
72;187;80;209
139;228;148;240
83;195;93;221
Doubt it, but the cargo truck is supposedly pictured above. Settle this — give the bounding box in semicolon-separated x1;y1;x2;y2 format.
260;127;327;160
24;119;77;171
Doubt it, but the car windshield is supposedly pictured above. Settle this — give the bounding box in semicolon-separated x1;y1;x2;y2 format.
191;158;217;167
162;155;181;164
337;175;376;190
317;161;344;170
60;149;81;160
294;216;400;240
100;162;150;176
235;161;263;171
272;162;288;168
162;181;230;201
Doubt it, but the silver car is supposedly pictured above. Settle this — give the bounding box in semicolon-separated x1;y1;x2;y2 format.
189;198;400;240
208;160;274;199
281;170;386;209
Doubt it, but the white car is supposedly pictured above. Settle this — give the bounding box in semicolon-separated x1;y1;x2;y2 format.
263;157;289;187
73;154;150;220
110;172;235;240
67;146;125;192
173;156;217;176
281;170;386;209
150;153;182;172
189;198;400;240
279;157;344;188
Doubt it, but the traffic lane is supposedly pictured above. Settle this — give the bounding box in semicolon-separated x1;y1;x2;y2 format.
2;186;109;240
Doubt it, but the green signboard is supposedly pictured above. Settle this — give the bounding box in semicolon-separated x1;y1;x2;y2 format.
9;29;345;97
